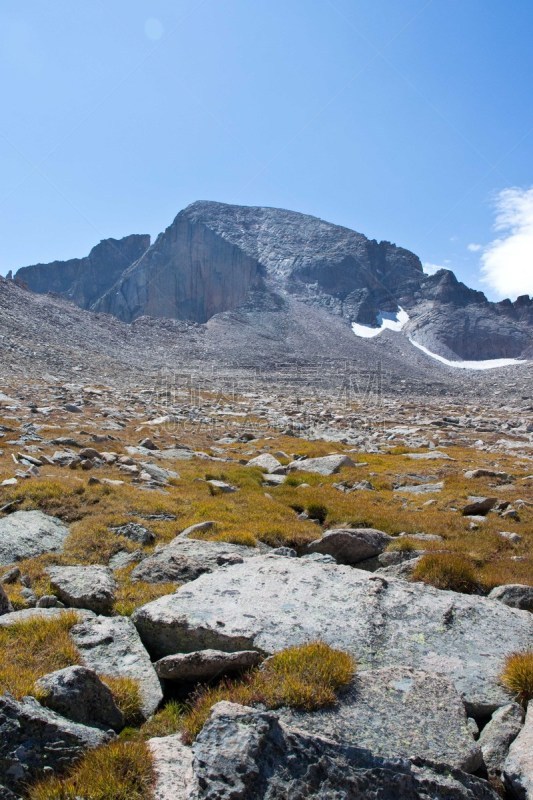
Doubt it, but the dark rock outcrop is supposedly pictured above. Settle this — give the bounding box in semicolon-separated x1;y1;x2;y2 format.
14;234;150;310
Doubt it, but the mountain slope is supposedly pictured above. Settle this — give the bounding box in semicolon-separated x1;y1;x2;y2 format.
12;201;533;361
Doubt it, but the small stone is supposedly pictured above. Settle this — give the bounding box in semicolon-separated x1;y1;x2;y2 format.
155;649;262;681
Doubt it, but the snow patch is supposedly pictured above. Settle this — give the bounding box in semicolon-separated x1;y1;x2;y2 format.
409;338;527;370
352;308;409;339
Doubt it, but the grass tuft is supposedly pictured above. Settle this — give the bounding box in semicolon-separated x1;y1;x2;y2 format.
500;651;533;708
411;553;481;594
100;676;144;727
27;740;153;800
0;612;80;699
181;641;355;744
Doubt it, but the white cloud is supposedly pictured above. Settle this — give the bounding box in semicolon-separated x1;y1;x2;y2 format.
423;262;449;276
481;187;533;299
467;243;482;252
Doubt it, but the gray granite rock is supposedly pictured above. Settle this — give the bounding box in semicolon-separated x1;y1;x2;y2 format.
245;453;283;473
0;511;69;566
479;703;524;775
47;565;116;614
155;649;262;682
0;694;111;793
279;666;481;772
504;703;533;799
488;584;533;612
131;537;258;584
70;615;162;718
112;522;155;545
306;528;392;564
287;454;355;475
34;666;124;731
132;555;533;715
149;734;195;800
189;701;500;800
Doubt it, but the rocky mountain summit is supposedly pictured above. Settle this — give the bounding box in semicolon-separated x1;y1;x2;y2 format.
13;201;532;362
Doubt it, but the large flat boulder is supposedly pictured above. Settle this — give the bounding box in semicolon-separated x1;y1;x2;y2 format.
132;555;533;715
287;454;355;475
131;537;259;584
0;511;69;565
149;701;499;800
47;565;116;614
0;694;110;793
278;666;481;772
70;615;162;718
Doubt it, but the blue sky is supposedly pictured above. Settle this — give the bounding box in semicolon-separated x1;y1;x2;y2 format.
1;0;532;299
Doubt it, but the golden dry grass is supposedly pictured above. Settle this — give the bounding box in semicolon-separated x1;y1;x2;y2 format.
412;553;481;594
181;641;355;744
101;676;144;727
0;612;80;699
113;566;177;616
500;651;533;707
27;740;153;800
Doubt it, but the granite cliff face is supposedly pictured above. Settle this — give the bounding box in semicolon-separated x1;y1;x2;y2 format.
94;211;265;324
14;234;150;310
12;201;533;361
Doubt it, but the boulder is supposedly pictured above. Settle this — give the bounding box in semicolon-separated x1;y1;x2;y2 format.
0;585;12;616
149;734;194;800
287;454;355;475
279;666;481;772
479;703;524;775
168;701;499;799
245;454;283;473
0;694;110;793
34;666;124;731
112;522;155;545
131;538;258;584
463;497;497;516
155;649;262;682
488;585;533;612
139;462;179;484
306;528;392;564
394;482;444;494
0;511;69;566
47;565;116;614
504;703;533;799
70;615;162;718
465;469;513;482
132;555;533;715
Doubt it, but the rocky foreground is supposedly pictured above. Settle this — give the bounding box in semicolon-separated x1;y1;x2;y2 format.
0;374;531;799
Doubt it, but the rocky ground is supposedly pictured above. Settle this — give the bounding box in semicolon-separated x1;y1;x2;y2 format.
0;355;531;798
0;266;532;798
